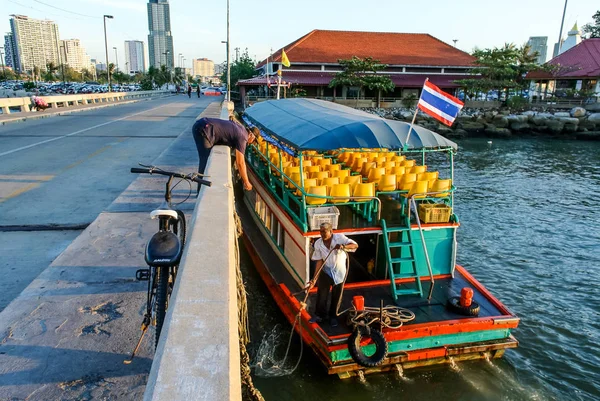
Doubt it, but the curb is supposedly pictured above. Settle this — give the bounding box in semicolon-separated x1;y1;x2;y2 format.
0;94;175;126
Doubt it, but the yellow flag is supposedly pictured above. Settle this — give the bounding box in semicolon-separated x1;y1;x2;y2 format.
281;49;291;67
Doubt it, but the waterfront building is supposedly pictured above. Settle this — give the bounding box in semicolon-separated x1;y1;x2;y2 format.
527;36;548;64
61;39;90;72
125;40;146;74
3;32;17;69
238;30;476;106
147;0;174;69
192;58;214;79
8;15;61;74
528;38;600;100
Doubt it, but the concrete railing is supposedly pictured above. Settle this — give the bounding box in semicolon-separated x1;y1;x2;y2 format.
144;102;241;401
0;90;171;114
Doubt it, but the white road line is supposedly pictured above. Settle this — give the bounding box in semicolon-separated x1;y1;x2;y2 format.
0;103;168;158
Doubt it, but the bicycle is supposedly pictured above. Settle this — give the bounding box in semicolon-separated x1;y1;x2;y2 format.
124;165;211;364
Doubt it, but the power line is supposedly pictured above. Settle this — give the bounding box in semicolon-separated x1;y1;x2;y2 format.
32;0;99;18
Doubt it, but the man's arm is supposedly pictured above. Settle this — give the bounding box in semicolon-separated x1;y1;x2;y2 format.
235;149;252;191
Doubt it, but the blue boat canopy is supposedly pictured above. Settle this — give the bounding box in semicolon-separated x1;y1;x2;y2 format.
244;98;457;152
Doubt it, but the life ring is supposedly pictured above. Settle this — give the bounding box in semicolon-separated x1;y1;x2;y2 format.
347;326;388;367
447;297;480;316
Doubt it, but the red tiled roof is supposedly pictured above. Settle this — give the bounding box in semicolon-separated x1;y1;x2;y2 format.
258;30;475;68
527;38;600;79
238;72;467;88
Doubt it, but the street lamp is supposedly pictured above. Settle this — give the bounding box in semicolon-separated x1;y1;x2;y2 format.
103;15;114;91
59;44;66;90
0;47;6;81
113;47;119;72
162;50;171;86
226;0;230;102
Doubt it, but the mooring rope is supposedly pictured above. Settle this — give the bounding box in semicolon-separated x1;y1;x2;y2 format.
234;212;265;401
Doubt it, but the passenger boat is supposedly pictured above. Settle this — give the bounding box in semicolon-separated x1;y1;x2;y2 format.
238;98;519;378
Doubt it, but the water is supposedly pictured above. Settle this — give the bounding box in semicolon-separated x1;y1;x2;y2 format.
240;138;600;401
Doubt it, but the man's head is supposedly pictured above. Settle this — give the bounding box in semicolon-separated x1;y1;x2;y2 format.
246;126;259;144
319;222;333;241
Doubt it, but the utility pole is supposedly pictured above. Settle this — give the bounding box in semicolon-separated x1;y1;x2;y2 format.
226;0;230;102
103;15;114;91
556;0;568;55
234;47;240;62
0;47;6;80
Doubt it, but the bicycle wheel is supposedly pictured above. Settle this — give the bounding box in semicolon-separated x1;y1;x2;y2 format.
154;265;170;348
174;210;186;249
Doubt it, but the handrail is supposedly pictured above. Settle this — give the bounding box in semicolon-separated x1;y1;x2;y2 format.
407;194;435;300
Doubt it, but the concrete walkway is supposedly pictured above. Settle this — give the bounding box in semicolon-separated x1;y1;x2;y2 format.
0;92;176;126
0;102;222;400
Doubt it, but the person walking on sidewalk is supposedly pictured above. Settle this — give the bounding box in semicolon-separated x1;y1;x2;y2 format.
196;85;201;98
187;85;192;98
192;117;258;192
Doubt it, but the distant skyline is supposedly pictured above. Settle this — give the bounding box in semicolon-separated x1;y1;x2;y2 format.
1;0;598;71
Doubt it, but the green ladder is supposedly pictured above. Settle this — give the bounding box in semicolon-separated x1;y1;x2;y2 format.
380;218;423;300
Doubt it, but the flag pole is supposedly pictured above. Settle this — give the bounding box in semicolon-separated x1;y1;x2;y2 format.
404;78;427;150
277;70;282;99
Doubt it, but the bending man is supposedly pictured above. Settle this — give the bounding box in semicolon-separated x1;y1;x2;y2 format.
192;117;258;192
310;222;358;327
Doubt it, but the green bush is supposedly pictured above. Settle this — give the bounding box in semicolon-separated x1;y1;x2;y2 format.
401;94;417;108
23;82;36;91
506;96;529;110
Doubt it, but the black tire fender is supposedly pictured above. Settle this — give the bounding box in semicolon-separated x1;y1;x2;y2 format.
347;327;388;368
447;296;480;316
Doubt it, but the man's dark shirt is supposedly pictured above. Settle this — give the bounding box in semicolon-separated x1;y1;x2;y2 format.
196;117;249;154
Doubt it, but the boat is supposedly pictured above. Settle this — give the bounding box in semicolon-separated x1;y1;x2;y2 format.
238;98;519;378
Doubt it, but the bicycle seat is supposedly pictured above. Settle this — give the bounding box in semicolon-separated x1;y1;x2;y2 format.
145;231;182;267
150;209;178;220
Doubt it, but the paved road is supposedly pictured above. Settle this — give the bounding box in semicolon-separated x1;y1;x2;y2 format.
0;95;211;311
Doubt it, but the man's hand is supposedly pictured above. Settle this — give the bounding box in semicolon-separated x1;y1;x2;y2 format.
243;181;253;191
334;244;345;250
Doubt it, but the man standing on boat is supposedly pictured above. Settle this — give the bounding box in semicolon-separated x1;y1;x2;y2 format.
310;222;358;327
192;117;258;192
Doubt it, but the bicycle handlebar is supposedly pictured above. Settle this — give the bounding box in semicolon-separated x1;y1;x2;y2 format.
131;167;212;187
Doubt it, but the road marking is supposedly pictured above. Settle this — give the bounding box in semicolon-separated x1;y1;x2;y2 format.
0;182;40;203
0;103;167;158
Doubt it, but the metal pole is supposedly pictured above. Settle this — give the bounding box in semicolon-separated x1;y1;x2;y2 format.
113;47;119;72
404;78;426;149
557;0;568;55
60;45;65;90
103;15;113;92
0;47;6;80
226;0;230;102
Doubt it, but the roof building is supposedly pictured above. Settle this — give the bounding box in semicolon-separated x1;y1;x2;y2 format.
147;0;174;68
238;29;476;108
527;36;548;64
8;15;61;74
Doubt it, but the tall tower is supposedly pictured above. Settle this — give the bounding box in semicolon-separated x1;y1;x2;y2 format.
147;0;174;69
125;40;146;74
526;37;548;64
9;15;61;74
561;23;581;54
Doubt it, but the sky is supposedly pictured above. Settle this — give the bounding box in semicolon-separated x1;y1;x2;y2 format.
1;0;598;69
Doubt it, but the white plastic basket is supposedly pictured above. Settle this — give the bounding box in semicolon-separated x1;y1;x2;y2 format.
307;206;340;231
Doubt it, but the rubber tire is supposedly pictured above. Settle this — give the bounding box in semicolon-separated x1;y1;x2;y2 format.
348;327;388;368
174;210;186;250
447;297;480;316
154;266;170;348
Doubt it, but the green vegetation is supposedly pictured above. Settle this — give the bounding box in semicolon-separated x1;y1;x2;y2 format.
582;10;600;38
221;49;256;90
329;56;394;106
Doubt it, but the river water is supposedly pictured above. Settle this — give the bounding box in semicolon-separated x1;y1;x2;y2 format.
241;138;600;401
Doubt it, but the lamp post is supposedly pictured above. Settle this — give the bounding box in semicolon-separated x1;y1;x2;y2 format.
162;50;171;86
226;0;230;102
59;44;66;91
0;47;6;81
103;15;114;91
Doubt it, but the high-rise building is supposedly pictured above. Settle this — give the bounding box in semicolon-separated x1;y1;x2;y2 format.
527;36;547;64
147;0;174;69
193;58;214;78
4;33;17;69
61;39;89;72
9;15;61;73
125;40;146;74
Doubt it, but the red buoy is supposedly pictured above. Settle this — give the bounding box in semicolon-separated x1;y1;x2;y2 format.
353;295;365;311
460;287;473;307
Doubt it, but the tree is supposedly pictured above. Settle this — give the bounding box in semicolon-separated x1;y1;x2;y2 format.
582;10;600;38
173;67;185;86
329;56;394;107
221;49;256;90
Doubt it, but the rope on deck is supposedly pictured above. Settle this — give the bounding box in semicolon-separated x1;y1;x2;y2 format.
235;211;266;401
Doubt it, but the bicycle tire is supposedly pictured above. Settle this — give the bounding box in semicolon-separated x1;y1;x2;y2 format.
154;265;170;348
175;210;186;249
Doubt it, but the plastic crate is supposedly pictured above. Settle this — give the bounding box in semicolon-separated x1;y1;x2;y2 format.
418;204;451;224
307;206;340;231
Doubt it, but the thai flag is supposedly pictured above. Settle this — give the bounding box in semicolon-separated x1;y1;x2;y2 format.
417;80;464;126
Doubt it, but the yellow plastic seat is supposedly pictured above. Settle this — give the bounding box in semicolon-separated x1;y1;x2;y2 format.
318;158;332;167
274;161;292;177
345;153;357;167
351;158;368;172
430;179;452;197
306;185;327;205
375;156;387;164
284;166;300;184
391;166;406;176
367;167;386;183
352;182;375;202
360;162;376;177
330;183;351;203
406;180;429;199
305;165;321;174
397;173;417;191
383;161;396;170
289;172;307;189
418;171;439;184
325;164;341;174
311;171;330;181
321;177;340;188
410;165;427;174
391;155;406;163
333;169;351;179
344;175;362;191
302;160;313;167
297;178;318;196
400;159;416;167
377;174;397;192
337;152;351;163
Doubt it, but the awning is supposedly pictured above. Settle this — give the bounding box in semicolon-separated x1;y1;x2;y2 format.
238;72;467;88
244;98;457;152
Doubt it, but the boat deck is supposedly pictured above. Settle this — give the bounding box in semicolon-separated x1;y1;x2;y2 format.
298;271;506;338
